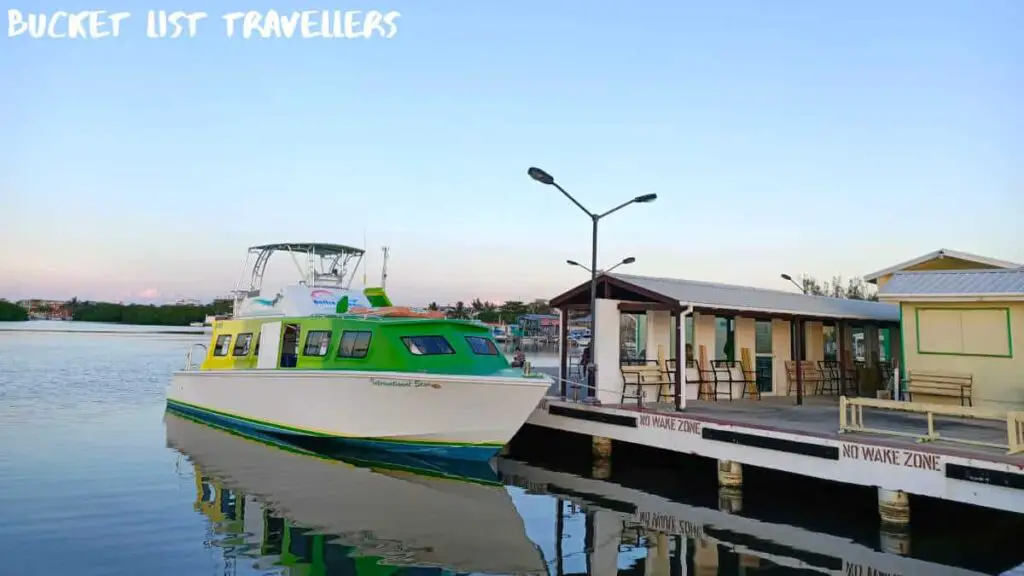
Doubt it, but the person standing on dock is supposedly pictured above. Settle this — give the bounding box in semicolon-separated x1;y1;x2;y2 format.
579;344;595;399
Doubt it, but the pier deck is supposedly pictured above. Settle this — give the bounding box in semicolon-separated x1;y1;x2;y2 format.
617;396;1019;464
525;389;1024;514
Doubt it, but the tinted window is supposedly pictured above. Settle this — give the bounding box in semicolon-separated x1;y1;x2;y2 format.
233;333;253;356
213;334;232;356
338;331;372;358
303;330;332;356
401;335;455;356
465;336;498;355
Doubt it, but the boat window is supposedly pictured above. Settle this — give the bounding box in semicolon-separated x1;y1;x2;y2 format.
401;335;455;356
303;330;332;356
232;333;253;356
338;331;372;358
213;334;232;357
465;336;498;355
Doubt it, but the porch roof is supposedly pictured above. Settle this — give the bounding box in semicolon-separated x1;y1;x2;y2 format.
549;273;899;323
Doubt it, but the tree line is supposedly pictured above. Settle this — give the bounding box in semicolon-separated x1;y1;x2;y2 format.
797;275;879;301
0;300;29;321
0;297;234;326
427;298;555;322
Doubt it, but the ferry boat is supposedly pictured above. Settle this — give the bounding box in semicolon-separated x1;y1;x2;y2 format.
165;411;547;574
167;242;552;461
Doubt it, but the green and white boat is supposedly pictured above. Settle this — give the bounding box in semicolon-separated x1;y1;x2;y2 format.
167;242;552;461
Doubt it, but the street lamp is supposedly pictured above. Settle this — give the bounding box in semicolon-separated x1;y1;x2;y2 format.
781;273;807;295
530;166;657;402
567;256;636;275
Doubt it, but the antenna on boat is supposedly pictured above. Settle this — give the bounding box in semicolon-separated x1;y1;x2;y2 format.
381;246;390;289
362;229;368;286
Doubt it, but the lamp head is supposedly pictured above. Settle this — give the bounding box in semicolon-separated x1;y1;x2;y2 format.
634;193;657;203
527;167;555;185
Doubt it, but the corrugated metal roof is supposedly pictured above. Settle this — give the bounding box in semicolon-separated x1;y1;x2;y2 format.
863;248;1022;282
611;273;899;321
879;269;1024;297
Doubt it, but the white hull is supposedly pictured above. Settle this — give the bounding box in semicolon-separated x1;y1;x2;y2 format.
168;369;551;456
165;413;548;574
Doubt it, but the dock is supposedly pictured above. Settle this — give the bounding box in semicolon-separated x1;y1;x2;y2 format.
519;393;1024;522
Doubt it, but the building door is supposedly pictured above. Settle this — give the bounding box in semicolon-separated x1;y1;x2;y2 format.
755;320;773;392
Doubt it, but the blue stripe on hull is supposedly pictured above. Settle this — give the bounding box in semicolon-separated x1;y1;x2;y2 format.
165;401;501;462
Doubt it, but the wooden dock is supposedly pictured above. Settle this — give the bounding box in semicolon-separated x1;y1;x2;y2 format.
522;392;1024;518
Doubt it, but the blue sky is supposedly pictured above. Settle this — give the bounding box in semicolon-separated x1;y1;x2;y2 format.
2;1;1021;305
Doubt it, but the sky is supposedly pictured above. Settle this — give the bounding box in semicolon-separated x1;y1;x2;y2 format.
1;1;1021;306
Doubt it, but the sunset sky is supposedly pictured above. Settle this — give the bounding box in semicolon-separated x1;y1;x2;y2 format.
2;1;1021;306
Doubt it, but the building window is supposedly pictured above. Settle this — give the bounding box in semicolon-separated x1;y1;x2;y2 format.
822;325;837;361
755;320;772;354
232;333;253;356
465;336;498;355
213;334;232;356
916;307;1012;357
338;331;372;358
303;330;332;357
402;335;455;356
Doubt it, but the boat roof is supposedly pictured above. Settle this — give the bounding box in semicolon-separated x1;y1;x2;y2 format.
248;242;365;255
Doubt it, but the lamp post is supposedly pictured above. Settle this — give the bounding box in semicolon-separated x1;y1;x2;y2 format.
529;166;656;402
780;273;806;405
781;273;807;295
567;256;636;275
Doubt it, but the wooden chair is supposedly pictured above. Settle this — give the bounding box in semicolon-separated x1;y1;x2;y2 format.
907;370;974;407
697;345;716;400
739;348;761;400
707;360;736;401
818;360;841;395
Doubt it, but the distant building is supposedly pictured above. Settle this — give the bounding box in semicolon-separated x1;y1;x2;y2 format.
878;268;1024;410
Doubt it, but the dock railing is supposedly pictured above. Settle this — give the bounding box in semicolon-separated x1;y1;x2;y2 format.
549;375;648;408
839;396;1024;455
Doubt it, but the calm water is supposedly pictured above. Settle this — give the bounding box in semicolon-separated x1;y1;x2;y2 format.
0;321;1020;576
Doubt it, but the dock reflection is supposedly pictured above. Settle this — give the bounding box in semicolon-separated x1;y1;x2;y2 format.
499;455;1023;576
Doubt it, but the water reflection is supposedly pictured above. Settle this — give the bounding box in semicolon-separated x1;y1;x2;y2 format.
167;408;1021;576
165;412;548;575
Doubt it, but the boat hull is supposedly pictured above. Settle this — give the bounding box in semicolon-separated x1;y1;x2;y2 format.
167;369;550;461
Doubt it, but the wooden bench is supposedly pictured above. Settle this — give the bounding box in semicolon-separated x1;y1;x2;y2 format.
906;370;974;407
620;363;673;404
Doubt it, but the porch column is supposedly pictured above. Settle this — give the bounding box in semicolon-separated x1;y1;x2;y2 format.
587;509;623;576
674;308;684;410
889;323;903;400
593;298;623;405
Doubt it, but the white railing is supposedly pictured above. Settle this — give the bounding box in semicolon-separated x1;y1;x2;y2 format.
183;343;207;371
839;396;1024;455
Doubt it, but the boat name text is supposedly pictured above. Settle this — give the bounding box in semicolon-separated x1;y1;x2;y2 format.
370;378;439;389
841;443;940;471
637;413;702;435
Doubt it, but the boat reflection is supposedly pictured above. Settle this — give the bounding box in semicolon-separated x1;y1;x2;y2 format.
165;412;548;575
